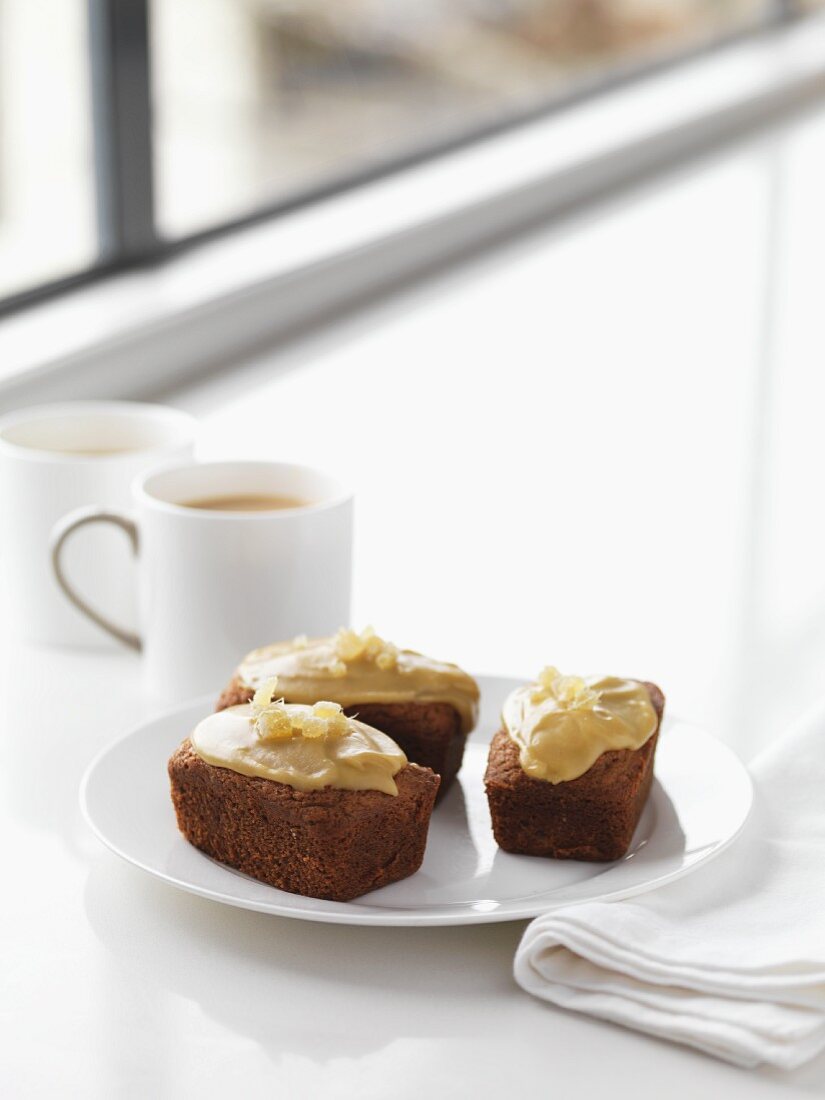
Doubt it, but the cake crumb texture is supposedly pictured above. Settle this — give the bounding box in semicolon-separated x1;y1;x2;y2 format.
169;739;440;901
484;682;665;861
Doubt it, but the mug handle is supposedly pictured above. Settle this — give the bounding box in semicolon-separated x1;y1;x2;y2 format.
50;507;142;651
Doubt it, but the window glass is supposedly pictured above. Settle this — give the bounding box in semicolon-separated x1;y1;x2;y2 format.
151;0;774;238
0;0;96;299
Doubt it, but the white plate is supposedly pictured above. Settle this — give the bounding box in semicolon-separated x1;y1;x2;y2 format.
81;675;752;927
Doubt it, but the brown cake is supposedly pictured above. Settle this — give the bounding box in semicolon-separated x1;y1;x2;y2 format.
170;741;439;902
169;696;440;901
216;628;479;800
485;674;664;862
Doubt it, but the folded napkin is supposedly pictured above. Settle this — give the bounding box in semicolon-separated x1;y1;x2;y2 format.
514;701;825;1069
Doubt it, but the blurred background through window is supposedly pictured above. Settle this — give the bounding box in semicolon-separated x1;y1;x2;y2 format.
151;0;773;236
0;0;814;303
0;0;96;299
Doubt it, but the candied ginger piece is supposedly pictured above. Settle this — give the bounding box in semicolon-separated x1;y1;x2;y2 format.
375;645;398;671
555;675;584;703
252;677;279;709
252;692;353;742
256;707;293;741
251;678;294;740
335;627;364;661
537;666;561;694
301;716;327;739
301;708;349;743
326;713;349;736
312;700;344;719
555;675;599;709
532;666;600;709
333;625;399;671
305;701;350;737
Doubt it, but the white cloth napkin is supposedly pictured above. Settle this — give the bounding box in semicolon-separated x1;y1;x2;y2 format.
514;701;825;1069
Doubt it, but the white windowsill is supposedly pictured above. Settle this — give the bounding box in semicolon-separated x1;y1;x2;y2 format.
1;14;825;407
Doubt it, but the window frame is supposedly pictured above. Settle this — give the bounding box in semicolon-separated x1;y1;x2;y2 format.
2;5;825;409
0;0;805;317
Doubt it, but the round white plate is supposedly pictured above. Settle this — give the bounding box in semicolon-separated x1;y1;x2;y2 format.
81;675;752;926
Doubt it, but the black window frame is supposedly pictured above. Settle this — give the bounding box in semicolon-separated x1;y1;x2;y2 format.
0;0;804;318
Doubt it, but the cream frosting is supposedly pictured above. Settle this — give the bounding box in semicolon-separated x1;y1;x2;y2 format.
237;628;479;735
191;696;407;795
502;667;658;784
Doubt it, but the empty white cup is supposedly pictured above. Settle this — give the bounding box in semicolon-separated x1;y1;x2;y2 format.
0;401;196;647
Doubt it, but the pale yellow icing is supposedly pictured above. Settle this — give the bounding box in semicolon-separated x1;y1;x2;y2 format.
191;696;407;795
237;628;479;735
502;667;658;784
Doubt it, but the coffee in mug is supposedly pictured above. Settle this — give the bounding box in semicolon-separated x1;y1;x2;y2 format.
180;494;309;512
50;460;353;699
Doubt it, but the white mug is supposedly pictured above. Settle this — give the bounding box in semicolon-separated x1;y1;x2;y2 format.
50;460;353;700
0;401;196;647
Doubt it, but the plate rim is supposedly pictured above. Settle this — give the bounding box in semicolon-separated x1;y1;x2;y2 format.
79;678;753;927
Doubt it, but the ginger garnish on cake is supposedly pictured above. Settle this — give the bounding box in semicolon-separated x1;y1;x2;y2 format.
169;677;440;901
484;666;665;861
216;627;479;799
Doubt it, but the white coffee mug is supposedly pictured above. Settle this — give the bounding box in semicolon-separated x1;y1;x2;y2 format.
50;460;353;700
0;401;196;647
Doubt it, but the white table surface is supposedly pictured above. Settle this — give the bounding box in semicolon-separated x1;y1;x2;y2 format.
4;106;825;1098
